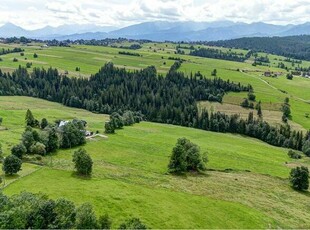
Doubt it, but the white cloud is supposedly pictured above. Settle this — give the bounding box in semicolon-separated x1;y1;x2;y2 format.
0;0;309;29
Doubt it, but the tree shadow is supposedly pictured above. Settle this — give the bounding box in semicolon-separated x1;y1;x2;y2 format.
70;171;92;180
4;174;20;180
294;188;310;197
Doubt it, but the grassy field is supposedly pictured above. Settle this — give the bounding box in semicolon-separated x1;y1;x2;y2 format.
1;96;310;228
198;101;306;131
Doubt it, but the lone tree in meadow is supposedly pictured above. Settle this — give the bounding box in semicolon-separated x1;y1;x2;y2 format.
2;154;22;175
72;148;93;176
168;138;207;174
289;166;309;191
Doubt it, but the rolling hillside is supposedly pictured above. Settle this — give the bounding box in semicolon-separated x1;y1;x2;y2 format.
0;39;310;228
0;96;310;228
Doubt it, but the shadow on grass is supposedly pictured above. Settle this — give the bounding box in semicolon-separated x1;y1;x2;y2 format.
4;174;21;180
166;170;211;179
70;171;92;180
294;188;310;197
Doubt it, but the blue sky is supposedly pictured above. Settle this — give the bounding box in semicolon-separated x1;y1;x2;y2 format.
0;0;310;29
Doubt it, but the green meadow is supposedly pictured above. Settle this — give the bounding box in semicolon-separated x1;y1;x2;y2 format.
0;96;310;228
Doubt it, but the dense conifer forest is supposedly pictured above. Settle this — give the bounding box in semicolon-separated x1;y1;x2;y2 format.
189;47;250;62
0;62;308;151
207;35;310;61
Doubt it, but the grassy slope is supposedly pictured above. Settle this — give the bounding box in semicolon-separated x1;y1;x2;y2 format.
1;96;310;228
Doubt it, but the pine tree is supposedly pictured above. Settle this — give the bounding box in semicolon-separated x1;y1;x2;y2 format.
25;109;35;127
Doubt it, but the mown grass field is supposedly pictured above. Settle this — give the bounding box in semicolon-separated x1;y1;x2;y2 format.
0;96;310;228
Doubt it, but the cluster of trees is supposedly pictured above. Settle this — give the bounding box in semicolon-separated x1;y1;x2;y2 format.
197;110;306;151
255;56;270;63
207;35;310;61
120;44;142;50
287;149;302;159
290;166;309;191
278;62;288;70
302;139;310;156
167;56;186;61
253;56;270;66
168;138;207;174
0;192;147;229
0;47;23;55
240;91;256;109
189;48;248;62
0;63;249;125
2;110;86;175
105;110;144;134
2;36;32;44
286;73;293;80
118;51;141;56
281;97;291;123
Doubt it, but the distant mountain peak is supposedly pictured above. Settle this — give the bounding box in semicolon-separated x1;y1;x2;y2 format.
0;20;310;41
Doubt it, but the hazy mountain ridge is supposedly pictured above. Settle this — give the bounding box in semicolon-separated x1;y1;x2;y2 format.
0;20;309;41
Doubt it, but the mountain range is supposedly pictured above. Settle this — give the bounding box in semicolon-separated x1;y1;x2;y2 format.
0;21;310;41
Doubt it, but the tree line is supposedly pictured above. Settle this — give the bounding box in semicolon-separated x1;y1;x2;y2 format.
189;47;251;62
207;35;310;61
118;51;141;57
0;47;23;56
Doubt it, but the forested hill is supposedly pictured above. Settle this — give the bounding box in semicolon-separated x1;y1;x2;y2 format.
207;35;310;61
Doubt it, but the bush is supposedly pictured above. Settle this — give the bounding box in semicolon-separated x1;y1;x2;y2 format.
54;198;77;229
11;143;27;159
41;118;48;129
286;73;293;80
98;214;112;229
104;121;115;134
302;140;310;157
26;62;32;68
168;138;207;173
30;142;47;156
290;166;309;191
60;122;86;149
119;218;147;229
241;98;249;108
72;148;93;176
287;150;302;159
247;92;256;101
33;53;38;58
76;203;98;229
2;154;22;175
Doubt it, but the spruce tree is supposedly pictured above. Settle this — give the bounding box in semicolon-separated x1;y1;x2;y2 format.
25;109;35;127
